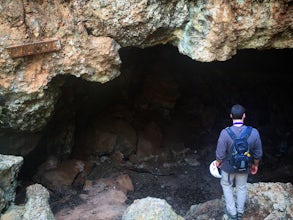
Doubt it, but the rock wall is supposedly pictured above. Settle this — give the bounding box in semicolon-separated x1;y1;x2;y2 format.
0;0;292;154
0;183;54;220
185;182;293;219
0;154;23;214
177;0;293;61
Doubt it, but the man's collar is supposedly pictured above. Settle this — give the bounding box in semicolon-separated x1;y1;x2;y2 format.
233;121;244;127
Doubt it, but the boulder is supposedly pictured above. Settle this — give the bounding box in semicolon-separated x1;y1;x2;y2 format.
0;154;23;214
185;182;293;219
122;197;184;220
1;184;54;220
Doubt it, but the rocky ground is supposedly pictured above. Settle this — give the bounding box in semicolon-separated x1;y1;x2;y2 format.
14;128;290;220
46;150;220;218
123;149;223;216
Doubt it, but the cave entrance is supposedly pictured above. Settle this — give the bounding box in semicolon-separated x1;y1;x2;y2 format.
18;44;293;217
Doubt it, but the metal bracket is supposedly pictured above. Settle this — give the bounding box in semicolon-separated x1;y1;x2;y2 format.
6;38;61;58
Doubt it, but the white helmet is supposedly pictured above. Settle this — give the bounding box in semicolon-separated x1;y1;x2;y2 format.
209;160;222;178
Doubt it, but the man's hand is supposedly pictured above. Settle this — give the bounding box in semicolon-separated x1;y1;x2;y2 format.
250;164;258;175
216;160;222;168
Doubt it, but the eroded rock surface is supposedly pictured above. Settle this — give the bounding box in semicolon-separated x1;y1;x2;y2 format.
23;184;55;220
185;182;293;220
177;0;293;61
0;184;54;220
246;182;293;219
0;0;292;144
0;154;23;214
122;197;184;220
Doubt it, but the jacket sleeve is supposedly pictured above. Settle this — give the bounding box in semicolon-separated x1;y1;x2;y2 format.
216;129;228;160
251;129;263;160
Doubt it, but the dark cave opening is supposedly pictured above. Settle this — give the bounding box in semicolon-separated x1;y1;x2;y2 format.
17;44;293;216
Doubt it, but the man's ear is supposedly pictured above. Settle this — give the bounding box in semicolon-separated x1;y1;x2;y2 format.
242;113;246;119
230;113;233;119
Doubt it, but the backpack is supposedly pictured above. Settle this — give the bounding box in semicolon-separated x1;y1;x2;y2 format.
225;126;253;172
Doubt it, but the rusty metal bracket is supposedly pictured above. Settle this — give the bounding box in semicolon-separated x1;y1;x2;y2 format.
6;38;61;58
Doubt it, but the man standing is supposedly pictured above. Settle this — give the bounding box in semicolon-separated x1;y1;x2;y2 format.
216;104;263;220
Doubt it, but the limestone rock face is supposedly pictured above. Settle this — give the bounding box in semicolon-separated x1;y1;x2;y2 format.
0;0;292;154
177;0;293;61
0;35;121;132
23;184;55;220
247;182;293;219
185;182;293;220
122;197;184;220
0;184;54;220
0;154;23;214
81;0;189;47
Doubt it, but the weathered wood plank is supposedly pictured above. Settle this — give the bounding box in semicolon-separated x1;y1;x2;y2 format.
6;39;61;58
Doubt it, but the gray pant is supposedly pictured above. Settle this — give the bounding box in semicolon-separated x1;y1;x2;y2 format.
220;170;248;216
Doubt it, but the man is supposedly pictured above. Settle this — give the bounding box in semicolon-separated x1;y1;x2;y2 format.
216;104;263;220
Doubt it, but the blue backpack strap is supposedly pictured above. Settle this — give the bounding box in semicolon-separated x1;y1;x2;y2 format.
240;126;252;139
225;127;237;140
226;126;252;140
239;126;252;153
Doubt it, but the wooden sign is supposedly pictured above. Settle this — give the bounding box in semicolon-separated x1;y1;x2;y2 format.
6;39;61;58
